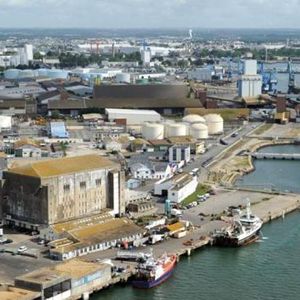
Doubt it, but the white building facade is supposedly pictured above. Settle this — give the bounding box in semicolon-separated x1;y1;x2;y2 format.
169;145;190;163
238;59;262;98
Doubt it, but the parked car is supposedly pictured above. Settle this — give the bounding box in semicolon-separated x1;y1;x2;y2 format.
0;238;12;244
17;246;28;253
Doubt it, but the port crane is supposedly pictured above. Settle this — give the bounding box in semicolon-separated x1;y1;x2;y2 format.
258;62;278;94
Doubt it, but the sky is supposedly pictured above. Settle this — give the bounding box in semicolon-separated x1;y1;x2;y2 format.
0;0;299;28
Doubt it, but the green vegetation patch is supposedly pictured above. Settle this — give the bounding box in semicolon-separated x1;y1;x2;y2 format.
181;184;211;206
253;123;273;135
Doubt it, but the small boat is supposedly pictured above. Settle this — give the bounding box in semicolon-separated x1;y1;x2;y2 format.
132;253;177;289
213;202;263;247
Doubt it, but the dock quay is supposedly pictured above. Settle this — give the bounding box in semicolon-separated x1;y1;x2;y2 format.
1;190;300;300
251;152;300;160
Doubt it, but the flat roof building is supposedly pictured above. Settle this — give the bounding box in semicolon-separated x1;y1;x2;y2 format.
154;172;198;203
105;108;161;125
1;155;125;230
92;84;203;115
15;259;111;300
48;216;145;260
0;285;40;300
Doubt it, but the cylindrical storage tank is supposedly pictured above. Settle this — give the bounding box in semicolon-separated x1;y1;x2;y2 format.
190;123;209;139
116;73;131;84
182;114;206;124
19;69;35;78
204;114;224;134
142;123;164;140
163;119;175;136
0;116;12;130
4;69;20;79
47;69;69;79
166;123;187;137
37;68;49;77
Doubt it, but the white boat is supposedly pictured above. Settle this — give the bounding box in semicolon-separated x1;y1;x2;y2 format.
213;202;263;247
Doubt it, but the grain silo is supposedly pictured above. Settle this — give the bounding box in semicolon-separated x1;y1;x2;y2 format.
190;123;209;139
142;123;164;140
204;114;224;134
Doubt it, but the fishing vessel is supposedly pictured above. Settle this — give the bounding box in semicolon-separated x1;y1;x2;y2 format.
132;253;177;288
213;202;263;247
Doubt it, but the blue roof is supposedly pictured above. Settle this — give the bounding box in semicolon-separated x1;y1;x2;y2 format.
50;122;69;138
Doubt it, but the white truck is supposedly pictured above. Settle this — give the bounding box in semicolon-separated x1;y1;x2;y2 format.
171;209;183;217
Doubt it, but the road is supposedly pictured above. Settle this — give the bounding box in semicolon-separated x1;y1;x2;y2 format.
185;122;261;181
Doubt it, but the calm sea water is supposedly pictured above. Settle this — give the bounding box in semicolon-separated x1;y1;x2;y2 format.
237;144;300;193
92;145;300;300
92;211;300;300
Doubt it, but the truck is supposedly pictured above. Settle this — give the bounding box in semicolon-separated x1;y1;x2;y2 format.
171;208;183;217
149;234;164;245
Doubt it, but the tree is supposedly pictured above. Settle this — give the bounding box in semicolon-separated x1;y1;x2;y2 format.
178;60;189;69
33;52;43;60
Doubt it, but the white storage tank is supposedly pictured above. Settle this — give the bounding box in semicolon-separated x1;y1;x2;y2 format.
0;116;12;130
37;68;49;77
190;123;208;139
142;123;164;140
166;123;187;137
4;69;20;79
182;114;206;124
116;73;131;84
204;114;224;134
19;69;35;78
47;69;69;79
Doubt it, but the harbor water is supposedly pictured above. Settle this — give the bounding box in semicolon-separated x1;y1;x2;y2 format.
237;144;300;193
92;211;300;300
92;145;300;300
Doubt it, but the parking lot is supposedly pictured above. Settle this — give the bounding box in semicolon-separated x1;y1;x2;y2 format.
180;189;280;226
0;228;58;283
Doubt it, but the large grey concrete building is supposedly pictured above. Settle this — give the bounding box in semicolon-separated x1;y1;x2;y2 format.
1;154;125;231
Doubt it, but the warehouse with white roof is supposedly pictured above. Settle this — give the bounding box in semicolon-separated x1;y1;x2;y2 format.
105;108;161;125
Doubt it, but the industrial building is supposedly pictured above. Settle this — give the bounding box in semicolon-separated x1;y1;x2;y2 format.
47;214;145;260
141;48;151;66
187;67;212;81
105;108;161;125
1;155;125;230
167;136;205;154
48;121;69;138
154;173;198;203
168;145;191;164
0;44;33;68
0;285;40;300
93;84;204;114
238;60;262;98
129;162;171;180
15;259;112;300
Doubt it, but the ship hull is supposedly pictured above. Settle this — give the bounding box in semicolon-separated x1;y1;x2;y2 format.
214;231;260;247
132;267;175;289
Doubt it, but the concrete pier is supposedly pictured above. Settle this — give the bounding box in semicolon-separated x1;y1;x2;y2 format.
251;152;300;160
